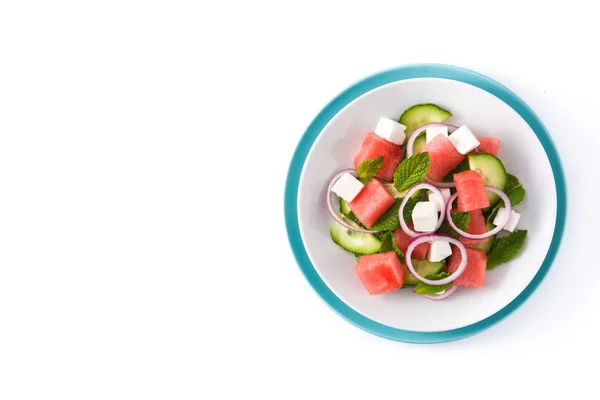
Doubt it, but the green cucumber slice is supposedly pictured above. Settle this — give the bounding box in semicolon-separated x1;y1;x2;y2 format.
330;215;382;255
399;104;452;136
412;134;427;153
383;183;404;199
402;259;446;286
467;153;507;207
339;198;351;216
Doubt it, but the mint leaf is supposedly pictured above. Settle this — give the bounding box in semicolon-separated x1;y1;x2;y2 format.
437;211;470;239
508;187;526;207
391;234;404;259
504;174;521;193
370;198;402;231
486;230;528;270
414;272;452;295
393;152;430;192
347;211;367;229
378;232;394;253
402;189;427;222
453;212;471;231
442;158;470;182
356;156;383;182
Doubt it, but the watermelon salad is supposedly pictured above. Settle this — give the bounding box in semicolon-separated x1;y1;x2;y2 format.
327;104;527;300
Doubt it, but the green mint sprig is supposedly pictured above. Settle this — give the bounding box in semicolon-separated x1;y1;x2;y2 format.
486;230;528;270
356;156;383;182
393;152;430;192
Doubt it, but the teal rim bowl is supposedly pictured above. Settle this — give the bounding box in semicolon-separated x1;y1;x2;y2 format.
284;64;566;343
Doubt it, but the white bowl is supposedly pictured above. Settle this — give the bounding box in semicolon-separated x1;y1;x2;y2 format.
285;65;566;342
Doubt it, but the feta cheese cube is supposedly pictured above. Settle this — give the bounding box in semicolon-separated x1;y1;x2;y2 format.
448;125;480;155
428;240;453;262
428;188;451;212
426;126;448;143
374;117;406;145
493;207;521;232
331;173;364;202
411;201;438;232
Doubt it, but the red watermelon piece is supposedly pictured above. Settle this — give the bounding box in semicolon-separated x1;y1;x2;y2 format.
353;132;403;181
477;138;500;156
457;209;488;245
454;170;490;211
421;135;465;181
446;247;487;288
349;179;395;228
356;251;404;295
394;223;429;260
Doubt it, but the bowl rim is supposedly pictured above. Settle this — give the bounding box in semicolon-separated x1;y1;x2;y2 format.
284;64;567;343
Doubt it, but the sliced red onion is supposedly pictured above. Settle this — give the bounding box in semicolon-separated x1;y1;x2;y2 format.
405;123;459;158
398;183;446;238
405;234;467;285
326;169;383;234
445;186;511;240
424;285;458;301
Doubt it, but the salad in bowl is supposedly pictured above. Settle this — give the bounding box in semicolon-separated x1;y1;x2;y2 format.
327;104;527;300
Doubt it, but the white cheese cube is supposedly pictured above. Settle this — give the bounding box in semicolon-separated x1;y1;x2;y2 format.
493;207;521;232
374;117;406;145
428;188;451;212
331;173;364;202
426;126;448;143
411;201;438;232
448;125;480;155
428;240;453;262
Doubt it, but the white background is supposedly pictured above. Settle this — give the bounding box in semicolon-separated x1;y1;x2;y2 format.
0;1;598;399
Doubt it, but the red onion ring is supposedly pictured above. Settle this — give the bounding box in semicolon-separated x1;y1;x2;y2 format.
405;234;467;285
424;285;458;301
445;186;511;240
406;123;459;189
398;183;446;237
326;169;383;234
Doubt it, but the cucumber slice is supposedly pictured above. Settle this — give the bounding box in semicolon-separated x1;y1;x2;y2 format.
412;134;427;153
402;259;446;286
468;222;496;253
399;104;452;136
403;262;419;286
339;198;351;216
417;259;446;277
383;183;404;199
468;153;507;207
330;215;382;255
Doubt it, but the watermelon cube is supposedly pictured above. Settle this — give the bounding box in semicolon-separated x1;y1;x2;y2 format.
420;135;465;181
458;209;488;245
446;247;487;288
454;170;490;211
356;251;404;295
354;132;403;181
393;223;429;260
477;138;500;156
349;179;395;228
